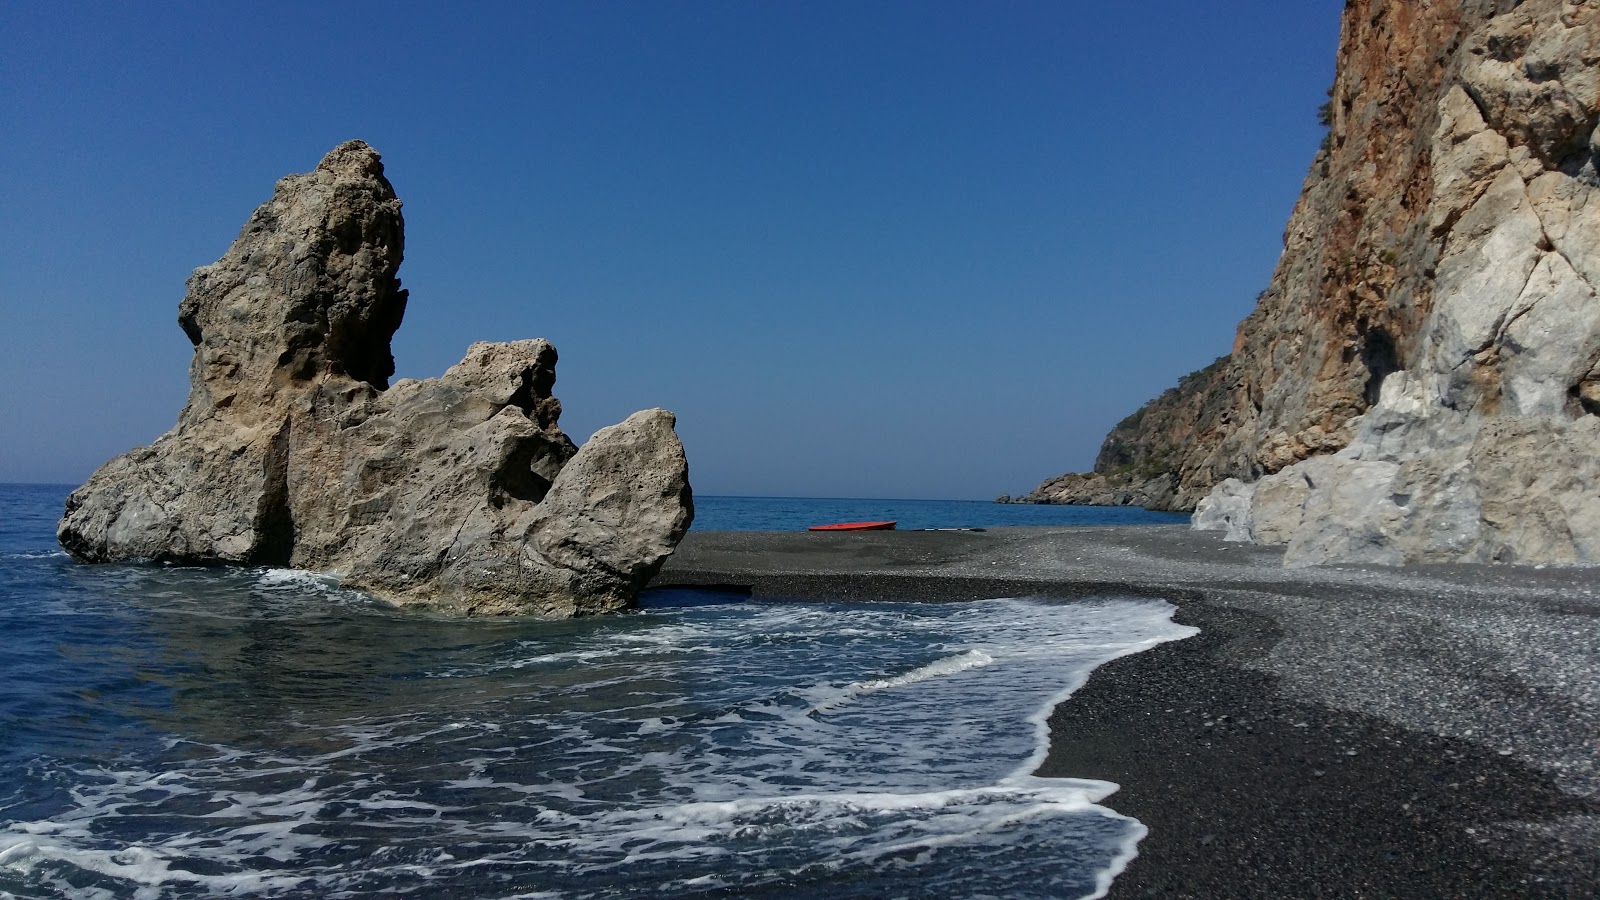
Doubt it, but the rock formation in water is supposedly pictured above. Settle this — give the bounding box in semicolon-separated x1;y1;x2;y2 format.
58;141;694;614
1034;0;1600;567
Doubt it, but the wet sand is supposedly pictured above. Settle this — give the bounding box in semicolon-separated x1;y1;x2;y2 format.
652;525;1600;898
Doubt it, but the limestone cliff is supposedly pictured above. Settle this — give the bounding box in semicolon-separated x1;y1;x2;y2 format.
1040;0;1600;567
59;142;694;614
1029;0;1469;509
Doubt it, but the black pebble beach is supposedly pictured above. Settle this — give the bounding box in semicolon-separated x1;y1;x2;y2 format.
655;525;1600;898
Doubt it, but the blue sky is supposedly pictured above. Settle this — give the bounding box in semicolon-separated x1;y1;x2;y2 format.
2;1;1342;499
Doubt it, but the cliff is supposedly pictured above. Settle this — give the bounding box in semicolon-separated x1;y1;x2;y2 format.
59;142;695;614
1035;0;1600;567
1030;0;1471;509
1022;356;1232;510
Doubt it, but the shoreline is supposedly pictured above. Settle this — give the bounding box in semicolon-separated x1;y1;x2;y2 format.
653;525;1600;897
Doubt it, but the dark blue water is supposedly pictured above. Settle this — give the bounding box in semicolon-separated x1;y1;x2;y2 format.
690;496;1186;531
0;484;1192;898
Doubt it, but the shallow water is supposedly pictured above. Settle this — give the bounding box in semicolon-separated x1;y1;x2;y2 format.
1;485;1195;898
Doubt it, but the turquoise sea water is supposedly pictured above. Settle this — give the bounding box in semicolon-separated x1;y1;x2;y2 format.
1;484;1193;898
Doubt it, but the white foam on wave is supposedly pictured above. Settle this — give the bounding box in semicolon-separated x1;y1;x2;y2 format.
0;762;338;898
251;568;376;605
2;549;68;560
543;780;1121;860
437;604;891;681
0;718;523;897
0;595;1195;899
809;649;996;714
430;646;630;677
995;598;1200;780
253;568;334;589
853;648;997;693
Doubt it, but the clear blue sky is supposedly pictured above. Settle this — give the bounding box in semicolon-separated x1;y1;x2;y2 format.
2;1;1341;499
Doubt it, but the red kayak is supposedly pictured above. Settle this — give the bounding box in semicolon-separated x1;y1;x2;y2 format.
807;521;897;532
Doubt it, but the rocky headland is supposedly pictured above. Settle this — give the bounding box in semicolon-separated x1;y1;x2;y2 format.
1020;355;1232;511
1027;0;1600;566
58;141;693;615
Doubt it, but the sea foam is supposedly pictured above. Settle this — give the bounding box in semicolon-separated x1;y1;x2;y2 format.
0;592;1193;899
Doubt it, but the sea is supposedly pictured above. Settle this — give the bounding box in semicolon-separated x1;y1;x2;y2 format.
0;484;1194;899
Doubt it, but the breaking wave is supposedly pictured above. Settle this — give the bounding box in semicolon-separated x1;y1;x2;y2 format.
0;560;1194;899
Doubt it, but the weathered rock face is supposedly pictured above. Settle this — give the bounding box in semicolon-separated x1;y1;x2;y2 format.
1195;0;1600;566
1040;0;1600;567
59;141;694;614
1029;0;1470;510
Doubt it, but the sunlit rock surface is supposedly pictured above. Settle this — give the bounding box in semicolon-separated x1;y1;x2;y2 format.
59;141;693;613
1036;0;1600;566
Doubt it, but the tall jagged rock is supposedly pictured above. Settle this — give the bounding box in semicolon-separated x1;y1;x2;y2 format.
59;141;694;614
1041;0;1600;567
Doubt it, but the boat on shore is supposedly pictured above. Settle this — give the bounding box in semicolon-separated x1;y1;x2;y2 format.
807;521;897;532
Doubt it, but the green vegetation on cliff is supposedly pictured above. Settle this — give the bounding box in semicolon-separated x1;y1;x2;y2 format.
1022;354;1234;511
1094;355;1232;477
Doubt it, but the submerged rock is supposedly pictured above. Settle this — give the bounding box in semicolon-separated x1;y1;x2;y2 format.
59;141;693;615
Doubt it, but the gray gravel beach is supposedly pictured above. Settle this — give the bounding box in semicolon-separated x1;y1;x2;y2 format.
653;525;1600;897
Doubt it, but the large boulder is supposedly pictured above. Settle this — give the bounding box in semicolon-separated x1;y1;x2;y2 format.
59;141;693;615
